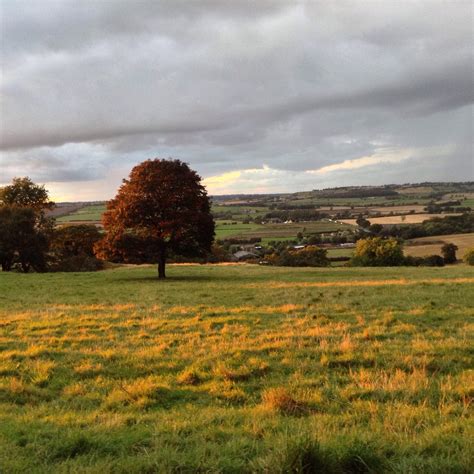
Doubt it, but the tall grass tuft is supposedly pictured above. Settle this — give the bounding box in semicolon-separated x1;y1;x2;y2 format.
261;387;307;416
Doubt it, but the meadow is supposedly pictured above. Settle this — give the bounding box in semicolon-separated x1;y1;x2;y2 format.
56;205;106;223
0;265;473;473
215;221;351;240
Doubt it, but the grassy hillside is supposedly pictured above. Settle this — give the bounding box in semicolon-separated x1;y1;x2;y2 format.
216;221;352;240
56;204;106;223
1;265;473;472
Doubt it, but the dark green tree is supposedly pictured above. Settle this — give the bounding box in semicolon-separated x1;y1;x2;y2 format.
0;206;48;272
0;177;54;221
51;225;103;271
356;215;371;229
441;243;458;264
0;177;54;272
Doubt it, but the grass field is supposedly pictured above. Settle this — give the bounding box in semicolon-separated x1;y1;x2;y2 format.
0;265;473;472
216;221;352;240
287;196;432;207
326;248;354;258
405;233;474;258
215;222;263;239
57;204;106;223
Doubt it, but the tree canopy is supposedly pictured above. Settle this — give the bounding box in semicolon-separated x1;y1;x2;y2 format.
0;177;54;272
0;177;54;213
351;237;404;266
0;206;48;272
94;159;215;278
441;243;458;264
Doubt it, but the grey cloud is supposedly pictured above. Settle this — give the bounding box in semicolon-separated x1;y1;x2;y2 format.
0;0;473;197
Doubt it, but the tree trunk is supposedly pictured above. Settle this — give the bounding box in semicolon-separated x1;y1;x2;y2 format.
157;247;166;279
21;262;30;273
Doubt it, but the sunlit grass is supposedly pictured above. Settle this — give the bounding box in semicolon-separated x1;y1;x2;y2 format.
0;264;473;472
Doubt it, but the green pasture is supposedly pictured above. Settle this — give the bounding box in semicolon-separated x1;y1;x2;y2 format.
57;204;106;223
0;265;473;472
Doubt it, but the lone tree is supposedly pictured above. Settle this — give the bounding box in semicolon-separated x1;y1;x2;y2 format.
441;243;458;264
94;159;215;278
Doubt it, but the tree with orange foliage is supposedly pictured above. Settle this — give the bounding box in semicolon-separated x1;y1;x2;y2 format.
94;159;215;278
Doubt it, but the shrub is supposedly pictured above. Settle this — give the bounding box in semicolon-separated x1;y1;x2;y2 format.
0;206;49;272
403;255;445;267
463;248;474;265
51;255;103;272
50;225;103;272
268;246;329;267
351;237;404;266
421;255;445;267
52;225;101;255
441;243;458;264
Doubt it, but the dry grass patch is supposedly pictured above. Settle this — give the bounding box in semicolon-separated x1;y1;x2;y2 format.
261;387;307;416
176;368;202;385
251;277;474;289
105;377;166;408
207;379;247;403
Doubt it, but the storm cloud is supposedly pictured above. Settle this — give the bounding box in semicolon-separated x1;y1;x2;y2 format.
0;0;472;199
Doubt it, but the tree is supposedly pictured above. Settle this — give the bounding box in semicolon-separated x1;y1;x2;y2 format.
463;248;474;266
52;225;102;257
94;159;215;278
356;215;371;229
351;237;404;266
50;225;103;272
0;177;54;215
369;223;384;235
441;243;458;264
0;206;48;272
0;177;54;272
268;246;329;267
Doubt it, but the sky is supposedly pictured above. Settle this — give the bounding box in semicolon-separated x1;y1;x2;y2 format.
1;0;473;201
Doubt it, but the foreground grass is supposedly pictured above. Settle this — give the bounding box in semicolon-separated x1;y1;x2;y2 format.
0;265;473;473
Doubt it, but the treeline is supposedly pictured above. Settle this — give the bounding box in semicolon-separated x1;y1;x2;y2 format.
425;202;471;213
313;187;399;199
270;203;316;210
349;237;469;267
263;209;328;221
0;178;103;272
375;214;474;240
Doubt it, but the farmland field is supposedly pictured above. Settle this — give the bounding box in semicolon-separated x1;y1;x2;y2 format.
341;213;461;225
0;265;473;472
405;233;474;258
215;222;263;239
215;221;353;240
57;204;106;223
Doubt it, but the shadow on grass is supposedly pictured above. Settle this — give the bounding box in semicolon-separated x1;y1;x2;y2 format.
119;274;220;283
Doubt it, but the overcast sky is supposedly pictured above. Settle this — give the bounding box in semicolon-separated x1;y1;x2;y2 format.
1;0;473;200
